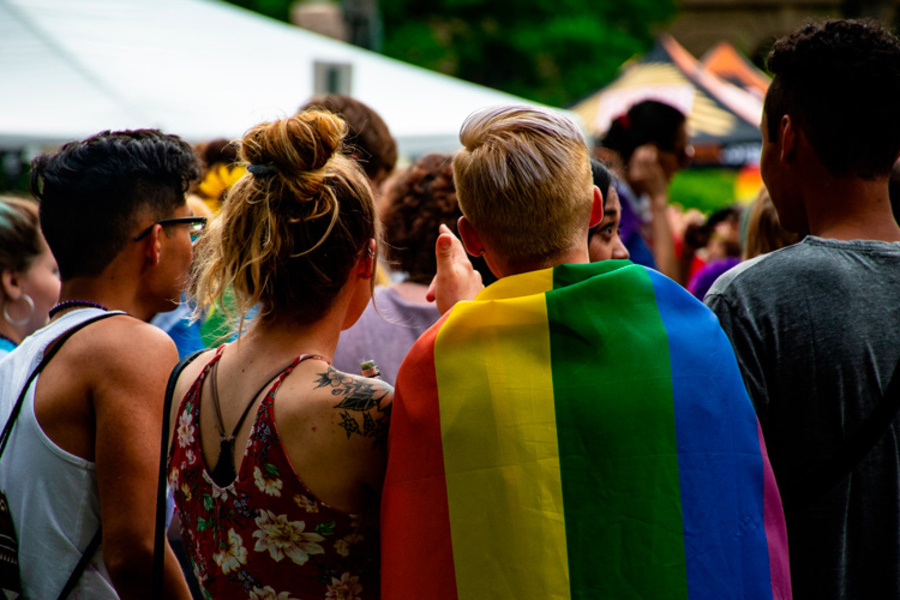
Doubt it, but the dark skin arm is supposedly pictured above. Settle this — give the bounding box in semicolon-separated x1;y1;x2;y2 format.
90;320;192;599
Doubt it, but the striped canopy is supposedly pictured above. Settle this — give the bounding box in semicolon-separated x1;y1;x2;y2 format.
572;36;767;167
701;41;771;101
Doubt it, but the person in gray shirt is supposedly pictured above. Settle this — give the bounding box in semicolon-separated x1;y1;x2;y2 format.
705;19;900;600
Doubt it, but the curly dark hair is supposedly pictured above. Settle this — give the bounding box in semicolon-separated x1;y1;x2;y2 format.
30;129;200;279
381;153;461;283
765;19;900;178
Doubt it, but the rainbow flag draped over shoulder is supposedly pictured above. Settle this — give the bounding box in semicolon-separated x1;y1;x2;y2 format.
381;261;791;600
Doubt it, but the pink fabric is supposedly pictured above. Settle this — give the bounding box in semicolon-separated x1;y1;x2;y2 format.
758;422;793;600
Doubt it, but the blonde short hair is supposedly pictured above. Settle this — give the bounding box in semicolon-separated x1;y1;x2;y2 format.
452;106;593;265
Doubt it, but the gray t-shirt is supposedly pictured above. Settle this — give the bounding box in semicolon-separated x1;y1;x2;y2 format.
705;236;900;600
332;285;441;386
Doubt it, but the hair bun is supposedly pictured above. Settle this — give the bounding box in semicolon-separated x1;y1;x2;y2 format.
240;110;347;178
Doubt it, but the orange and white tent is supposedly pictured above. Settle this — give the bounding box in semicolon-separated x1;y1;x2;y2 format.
701;41;770;101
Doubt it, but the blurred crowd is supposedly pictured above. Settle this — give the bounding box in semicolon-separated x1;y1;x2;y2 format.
1;16;899;600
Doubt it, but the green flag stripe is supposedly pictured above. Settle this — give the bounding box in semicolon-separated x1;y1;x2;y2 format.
548;263;688;599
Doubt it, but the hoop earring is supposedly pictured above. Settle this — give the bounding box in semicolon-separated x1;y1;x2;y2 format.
3;294;34;327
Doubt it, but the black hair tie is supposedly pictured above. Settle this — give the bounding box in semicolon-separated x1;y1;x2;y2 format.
248;164;278;176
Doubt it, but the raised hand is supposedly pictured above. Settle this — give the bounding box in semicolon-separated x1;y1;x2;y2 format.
426;224;484;314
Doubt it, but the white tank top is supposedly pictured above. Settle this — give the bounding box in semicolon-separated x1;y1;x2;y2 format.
0;309;124;599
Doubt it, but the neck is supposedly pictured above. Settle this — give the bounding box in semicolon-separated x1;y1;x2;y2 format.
232;313;343;369
493;244;591;278
803;175;900;242
56;279;151;321
393;281;430;304
0;321;21;345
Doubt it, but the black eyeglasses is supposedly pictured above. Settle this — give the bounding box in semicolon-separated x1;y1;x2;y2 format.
133;216;208;243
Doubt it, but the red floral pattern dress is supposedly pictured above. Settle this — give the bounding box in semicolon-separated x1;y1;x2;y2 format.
169;348;380;600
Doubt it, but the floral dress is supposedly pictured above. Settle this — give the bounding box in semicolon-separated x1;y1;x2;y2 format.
169;348;380;600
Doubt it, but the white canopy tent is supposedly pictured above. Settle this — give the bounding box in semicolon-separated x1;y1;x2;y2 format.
0;0;568;156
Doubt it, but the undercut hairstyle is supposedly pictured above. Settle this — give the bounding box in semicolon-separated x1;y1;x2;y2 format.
453;106;593;266
0;196;43;274
765;19;900;178
299;94;398;183
30;129;200;280
601;100;686;164
381;153;462;283
190;109;380;325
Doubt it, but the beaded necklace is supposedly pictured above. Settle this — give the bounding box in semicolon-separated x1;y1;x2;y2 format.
48;300;109;319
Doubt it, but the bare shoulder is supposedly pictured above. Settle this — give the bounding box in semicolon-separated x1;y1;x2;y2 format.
63;315;178;383
83;315;176;361
312;367;393;413
289;365;393;449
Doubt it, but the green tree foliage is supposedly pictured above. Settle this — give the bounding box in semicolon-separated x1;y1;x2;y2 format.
220;0;676;107
223;0;292;22
379;0;676;106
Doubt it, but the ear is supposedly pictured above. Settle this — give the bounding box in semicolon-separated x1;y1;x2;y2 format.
589;185;604;228
780;115;797;163
140;224;164;267
356;238;376;280
1;269;22;301
457;216;485;257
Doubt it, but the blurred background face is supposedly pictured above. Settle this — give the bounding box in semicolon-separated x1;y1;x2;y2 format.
14;240;60;335
657;122;692;182
588;186;630;262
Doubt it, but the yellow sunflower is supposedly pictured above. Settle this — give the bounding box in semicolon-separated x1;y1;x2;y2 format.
197;163;247;213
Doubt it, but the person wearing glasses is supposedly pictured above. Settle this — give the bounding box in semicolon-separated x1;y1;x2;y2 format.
134;215;207;244
166;109;390;598
0;129;199;598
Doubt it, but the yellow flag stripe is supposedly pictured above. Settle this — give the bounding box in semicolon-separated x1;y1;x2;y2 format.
435;272;571;600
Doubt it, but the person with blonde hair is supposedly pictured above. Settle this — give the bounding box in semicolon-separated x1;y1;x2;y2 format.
381;106;790;599
0;196;60;357
168;109;391;599
450;106;594;273
742;187;801;260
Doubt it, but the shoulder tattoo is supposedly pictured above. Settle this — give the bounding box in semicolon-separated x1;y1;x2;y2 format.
314;368;391;448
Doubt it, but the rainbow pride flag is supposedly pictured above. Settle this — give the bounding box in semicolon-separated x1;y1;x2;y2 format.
381;261;791;600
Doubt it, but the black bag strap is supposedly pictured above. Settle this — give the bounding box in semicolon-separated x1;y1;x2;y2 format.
0;311;123;459
786;353;900;510
56;529;101;600
151;349;205;600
